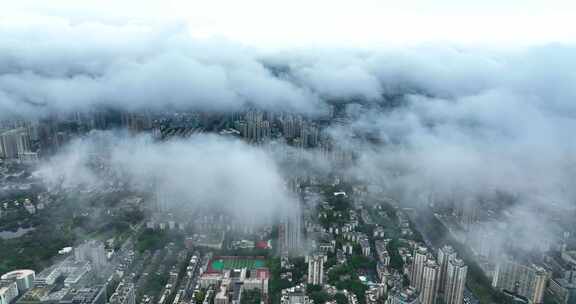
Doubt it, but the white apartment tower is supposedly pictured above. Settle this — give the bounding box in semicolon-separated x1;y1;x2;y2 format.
410;246;429;291
282;204;303;254
307;255;326;285
438;245;457;292
445;258;468;304
492;260;548;304
419;260;439;304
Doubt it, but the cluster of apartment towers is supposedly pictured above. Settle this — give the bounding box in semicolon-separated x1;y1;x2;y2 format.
400;245;468;304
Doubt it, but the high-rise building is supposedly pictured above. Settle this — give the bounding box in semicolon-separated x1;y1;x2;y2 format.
469;225;501;259
1;270;35;294
154;188;170;212
0;128;31;160
306;255;326;285
438;245;457;292
282;206;303;255
410;246;429;290
419;260;439;304
121;111;152;133
455;196;480;231
74;240;108;269
240;110;272;143
0;280;19;304
445;258;468;304
492;260;548;304
533;269;547;304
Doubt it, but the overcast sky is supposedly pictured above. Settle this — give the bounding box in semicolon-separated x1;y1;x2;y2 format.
2;0;575;49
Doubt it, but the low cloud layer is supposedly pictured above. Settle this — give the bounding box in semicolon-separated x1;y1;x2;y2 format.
37;132;298;226
0;20;325;117
2;18;576;122
322;46;576;251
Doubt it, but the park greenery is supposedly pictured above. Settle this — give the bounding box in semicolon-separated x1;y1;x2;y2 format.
307;284;332;303
1;190;145;274
240;289;262;304
327;258;369;303
268;257;289;304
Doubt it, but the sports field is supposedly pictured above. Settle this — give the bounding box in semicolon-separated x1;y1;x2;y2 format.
208;256;266;272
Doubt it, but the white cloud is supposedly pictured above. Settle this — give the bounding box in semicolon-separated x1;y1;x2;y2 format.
2;0;575;48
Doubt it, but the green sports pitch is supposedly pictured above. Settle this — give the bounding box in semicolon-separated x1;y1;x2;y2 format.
209;256;266;272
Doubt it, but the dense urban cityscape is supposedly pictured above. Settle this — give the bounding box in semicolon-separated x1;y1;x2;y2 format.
2;105;576;304
2;1;576;304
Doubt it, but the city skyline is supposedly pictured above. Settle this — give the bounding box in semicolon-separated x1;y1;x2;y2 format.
2;1;576;304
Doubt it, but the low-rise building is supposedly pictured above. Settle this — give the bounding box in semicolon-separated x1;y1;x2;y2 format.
388;287;420;304
59;286;106;304
281;285;310;304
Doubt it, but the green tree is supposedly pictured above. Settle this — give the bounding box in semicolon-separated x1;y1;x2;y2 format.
335;293;349;304
240;289;262;304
